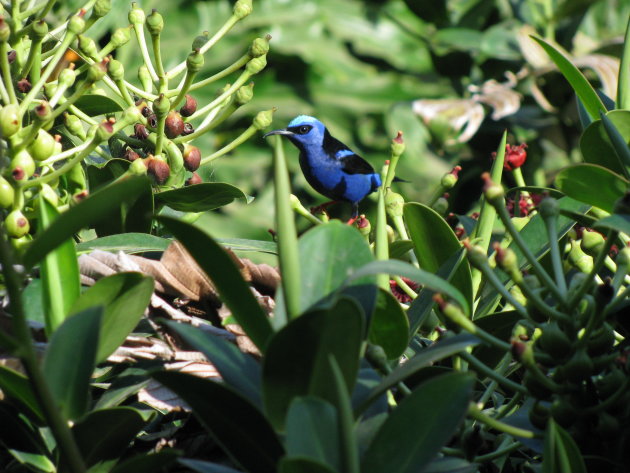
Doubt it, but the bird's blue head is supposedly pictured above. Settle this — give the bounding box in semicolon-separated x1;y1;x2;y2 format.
263;115;326;151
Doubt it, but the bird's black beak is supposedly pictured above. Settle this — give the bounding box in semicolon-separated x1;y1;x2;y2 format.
263;129;294;138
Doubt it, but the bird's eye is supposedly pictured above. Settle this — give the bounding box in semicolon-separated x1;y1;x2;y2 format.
299;125;310;134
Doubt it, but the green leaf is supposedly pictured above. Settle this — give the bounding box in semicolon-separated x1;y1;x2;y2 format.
152;371;284;473
43;306;102;420
543;419;587;473
159;216;274;352
94;367;150;410
297;221;375;313
76;233;171;254
580;110;630;175
404;202;472;309
163;320;262;408
361;373;474;473
110;450;180;473
600;111;630;177
329;356;360;473
74;94;123;115
554;164;628;213
389;239;415;259
357;334;479;414
217;238;277;254
0;401;48;455
70;273;153;363
0;366;43;422
345;259;470;316
8;450;55;472
38;196;81;334
285;398;341;471
155;182;250;212
72;407;152;467
368;288;409;359
594;214;630;235
178;459;243;473
278;458;337;473
617;17;630;110
23;176;150;269
262;297;364;430
530;36;606;121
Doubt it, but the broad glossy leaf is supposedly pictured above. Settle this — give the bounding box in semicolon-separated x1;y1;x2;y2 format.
594;214;630;235
346;259;470;316
159;217;273;352
23;176;150;269
74;94;123;115
279;458;337;473
0;366;43;422
404;202;472;309
600;111;630;176
389;239;415;259
618;17;630;110
72;407;152;467
218;238;277;254
110;450;180;473
76;233;170;254
38;196;81;334
368;288;409;359
357;334;479;414
543;419;587;473
362;373;474;473
178;459;243;473
94;175;153;236
155;183;249;212
70;273;153;363
94;367;150;410
8;450;55;472
43;306;102;420
297;222;375;312
555;164;628;212
262;297;363;430
163;320;262;408
285;398;340;471
580;110;630;175
152;371;283;473
530;36;606;121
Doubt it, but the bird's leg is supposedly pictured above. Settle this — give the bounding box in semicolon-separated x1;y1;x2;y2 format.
346;203;359;225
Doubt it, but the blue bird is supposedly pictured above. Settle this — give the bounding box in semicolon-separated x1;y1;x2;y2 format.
264;115;382;223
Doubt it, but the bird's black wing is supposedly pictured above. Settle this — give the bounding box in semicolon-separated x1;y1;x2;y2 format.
323;129;376;175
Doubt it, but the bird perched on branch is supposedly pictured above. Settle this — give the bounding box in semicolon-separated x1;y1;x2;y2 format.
264;115;382;224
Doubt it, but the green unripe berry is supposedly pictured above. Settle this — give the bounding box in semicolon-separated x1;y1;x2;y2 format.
0;176;14;208
10;149;36;179
128;3;145;24
152;93;170;117
28;130;56;161
0;104;20;138
34;101;52;122
249;35;270;58
65;114;85;138
235;82;254;106
95;120;115;142
110;26;132;49
616;246;630;269
128;157;148;176
186;49;204;73
58;67;76;88
93;0;112;18
253;108;274;130
537;322;573;359
32;20;48;40
192;31;209;50
385;191;404;217
5;210;30;238
87;60;107;83
121;105;143;125
146;9;164;35
563;348;594;384
233;0;253;19
581;230;605;257
67;14;86;35
108;59;124;81
246;55;266;75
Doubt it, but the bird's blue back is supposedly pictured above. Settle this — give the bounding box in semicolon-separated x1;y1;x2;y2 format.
283;116;382;204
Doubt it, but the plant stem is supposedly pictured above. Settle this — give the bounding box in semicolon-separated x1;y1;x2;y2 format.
474;440;522;462
199;124;257;165
169;53;249;96
271;136;301;320
0;229;87;473
459;351;527;394
468;403;538;438
132;23;158;82
0;42;17;104
187;70;251;121
542;212;568;296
